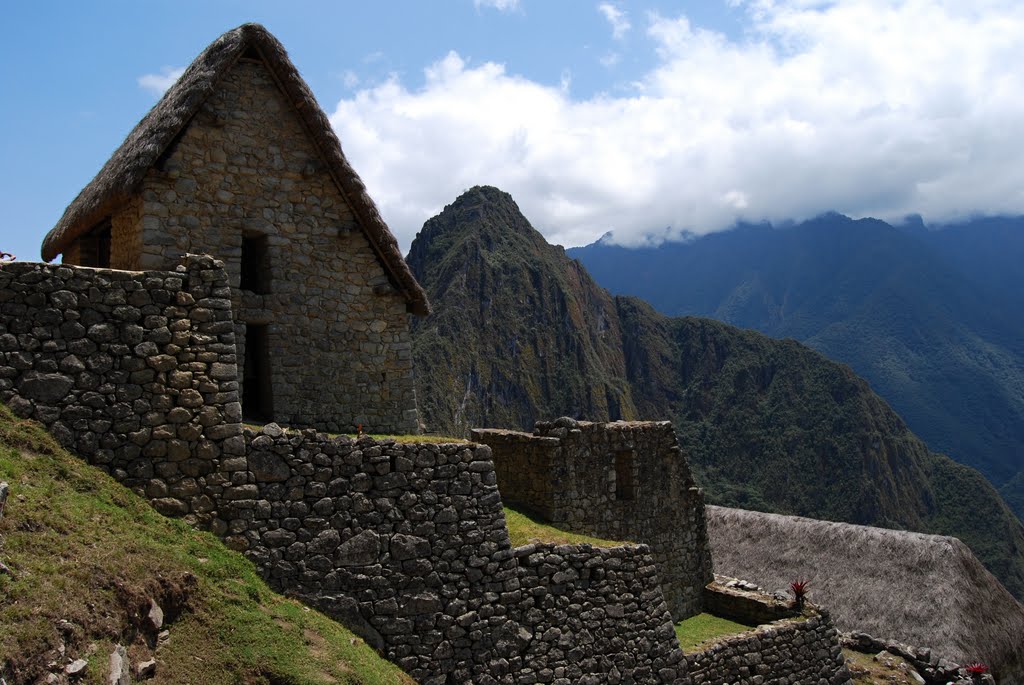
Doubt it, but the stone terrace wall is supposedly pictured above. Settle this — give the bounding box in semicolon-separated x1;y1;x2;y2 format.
685;611;852;685
474;418;713;620
513;542;689;685
0;255;242;523
686;584;853;685
224;424;690;685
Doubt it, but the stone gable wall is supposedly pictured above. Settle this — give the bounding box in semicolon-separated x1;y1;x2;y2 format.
0;255;242;523
68;57;417;434
474;418;714;620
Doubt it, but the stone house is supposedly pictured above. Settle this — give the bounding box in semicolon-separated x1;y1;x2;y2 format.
40;24;429;434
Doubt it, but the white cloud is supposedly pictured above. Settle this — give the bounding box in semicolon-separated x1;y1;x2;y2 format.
329;1;1024;250
137;66;185;96
598;2;631;40
474;0;520;11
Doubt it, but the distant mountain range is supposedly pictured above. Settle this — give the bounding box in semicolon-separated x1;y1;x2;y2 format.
568;214;1024;520
406;186;1024;600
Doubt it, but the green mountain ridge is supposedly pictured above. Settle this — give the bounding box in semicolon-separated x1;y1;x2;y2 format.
568;215;1024;520
407;185;1024;601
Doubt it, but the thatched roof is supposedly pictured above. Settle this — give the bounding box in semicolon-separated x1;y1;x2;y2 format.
707;505;1024;683
40;23;430;316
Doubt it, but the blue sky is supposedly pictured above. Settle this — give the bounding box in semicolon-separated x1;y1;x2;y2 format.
3;1;1024;262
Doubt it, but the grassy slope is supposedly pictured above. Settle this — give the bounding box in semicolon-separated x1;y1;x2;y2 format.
674;613;754;653
0;403;413;685
503;507;627;548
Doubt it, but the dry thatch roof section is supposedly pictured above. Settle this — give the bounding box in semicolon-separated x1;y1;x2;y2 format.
707;505;1024;682
41;23;429;316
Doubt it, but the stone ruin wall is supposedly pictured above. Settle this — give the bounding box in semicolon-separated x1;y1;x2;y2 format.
474;418;714;620
65;57;417;434
231;425;689;684
0;255;242;523
686;611;851;685
0;257;854;685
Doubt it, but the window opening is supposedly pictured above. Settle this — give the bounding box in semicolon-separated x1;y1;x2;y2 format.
77;220;111;268
243;324;273;422
240;233;271;293
615;451;635;501
95;224;111;269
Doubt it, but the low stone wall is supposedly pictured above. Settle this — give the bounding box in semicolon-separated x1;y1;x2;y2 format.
686;610;852;685
0;255;242;523
704;582;795;625
685;584;852;685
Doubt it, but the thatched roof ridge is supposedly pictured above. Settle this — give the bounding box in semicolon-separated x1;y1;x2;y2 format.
41;23;430;315
707;505;1024;682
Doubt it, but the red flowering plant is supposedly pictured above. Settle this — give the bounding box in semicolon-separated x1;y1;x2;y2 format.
965;662;989;677
790;579;810;609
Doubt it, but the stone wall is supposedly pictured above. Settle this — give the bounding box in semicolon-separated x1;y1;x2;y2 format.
473;418;714;619
66;57;418;435
685;584;853;685
685;610;852;685
0;255;242;523
703;582;795;626
223;424;690;685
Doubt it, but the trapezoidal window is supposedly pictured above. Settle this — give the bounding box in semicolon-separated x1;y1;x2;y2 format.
75;221;111;268
243;324;273;422
240;233;271;294
615;451;635;501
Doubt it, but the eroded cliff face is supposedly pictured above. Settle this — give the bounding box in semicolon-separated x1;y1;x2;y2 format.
407;185;1024;600
407;186;637;435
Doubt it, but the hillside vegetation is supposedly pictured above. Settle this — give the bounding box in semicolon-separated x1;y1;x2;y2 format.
407;186;1024;601
569;214;1024;518
0;402;413;685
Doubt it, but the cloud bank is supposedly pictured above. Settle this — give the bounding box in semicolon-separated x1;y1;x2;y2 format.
331;0;1024;249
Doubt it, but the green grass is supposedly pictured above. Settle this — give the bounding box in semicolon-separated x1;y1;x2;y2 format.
0;403;413;685
359;433;466;444
503;507;629;548
243;421;465;444
674;613;755;652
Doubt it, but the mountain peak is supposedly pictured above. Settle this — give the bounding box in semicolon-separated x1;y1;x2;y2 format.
452;184;517;207
407;186;552;283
